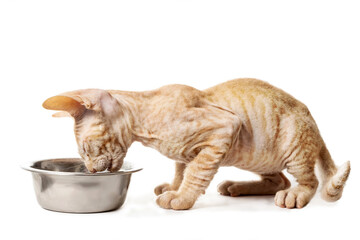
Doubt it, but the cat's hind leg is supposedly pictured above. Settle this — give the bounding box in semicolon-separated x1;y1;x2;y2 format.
274;152;319;209
218;172;290;196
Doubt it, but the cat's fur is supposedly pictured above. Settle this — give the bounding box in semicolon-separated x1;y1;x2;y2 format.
43;78;351;209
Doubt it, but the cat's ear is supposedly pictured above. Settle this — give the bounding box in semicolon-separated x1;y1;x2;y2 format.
43;89;119;118
43;95;86;118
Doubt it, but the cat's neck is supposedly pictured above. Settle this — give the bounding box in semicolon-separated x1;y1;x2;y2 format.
108;89;158;143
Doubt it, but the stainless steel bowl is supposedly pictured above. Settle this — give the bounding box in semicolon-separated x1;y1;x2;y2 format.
22;158;142;213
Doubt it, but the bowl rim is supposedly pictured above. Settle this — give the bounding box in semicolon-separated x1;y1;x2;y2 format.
21;158;142;176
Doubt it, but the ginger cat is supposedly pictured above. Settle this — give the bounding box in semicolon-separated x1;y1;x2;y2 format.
43;78;351;209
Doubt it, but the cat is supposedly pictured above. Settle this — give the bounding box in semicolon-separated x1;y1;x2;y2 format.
42;78;351;210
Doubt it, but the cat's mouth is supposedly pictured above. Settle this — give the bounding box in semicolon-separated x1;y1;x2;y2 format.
83;161;98;173
84;158;123;173
83;158;110;173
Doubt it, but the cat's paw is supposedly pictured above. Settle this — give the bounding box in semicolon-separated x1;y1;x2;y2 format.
154;183;172;196
156;191;195;210
217;180;240;196
274;188;311;209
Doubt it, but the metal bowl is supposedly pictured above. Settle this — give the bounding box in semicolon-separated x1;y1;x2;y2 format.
22;158;142;213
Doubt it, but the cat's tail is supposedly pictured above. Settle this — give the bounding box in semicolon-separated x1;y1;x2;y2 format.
318;145;351;202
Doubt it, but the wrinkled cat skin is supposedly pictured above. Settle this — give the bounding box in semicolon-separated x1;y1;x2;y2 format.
43;78;351;210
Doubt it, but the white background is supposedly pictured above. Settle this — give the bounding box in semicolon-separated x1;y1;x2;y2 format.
1;1;359;239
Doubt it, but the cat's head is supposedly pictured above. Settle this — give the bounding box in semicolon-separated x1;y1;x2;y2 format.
43;89;132;173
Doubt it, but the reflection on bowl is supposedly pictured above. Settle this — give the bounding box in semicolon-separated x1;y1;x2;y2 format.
22;158;142;213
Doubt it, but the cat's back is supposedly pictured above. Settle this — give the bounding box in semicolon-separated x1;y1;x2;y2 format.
153;84;207;109
205;78;308;115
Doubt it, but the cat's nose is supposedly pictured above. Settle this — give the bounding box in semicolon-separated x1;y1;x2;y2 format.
84;161;96;173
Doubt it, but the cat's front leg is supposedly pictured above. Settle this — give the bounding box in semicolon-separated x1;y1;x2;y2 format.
156;148;222;210
154;162;186;195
